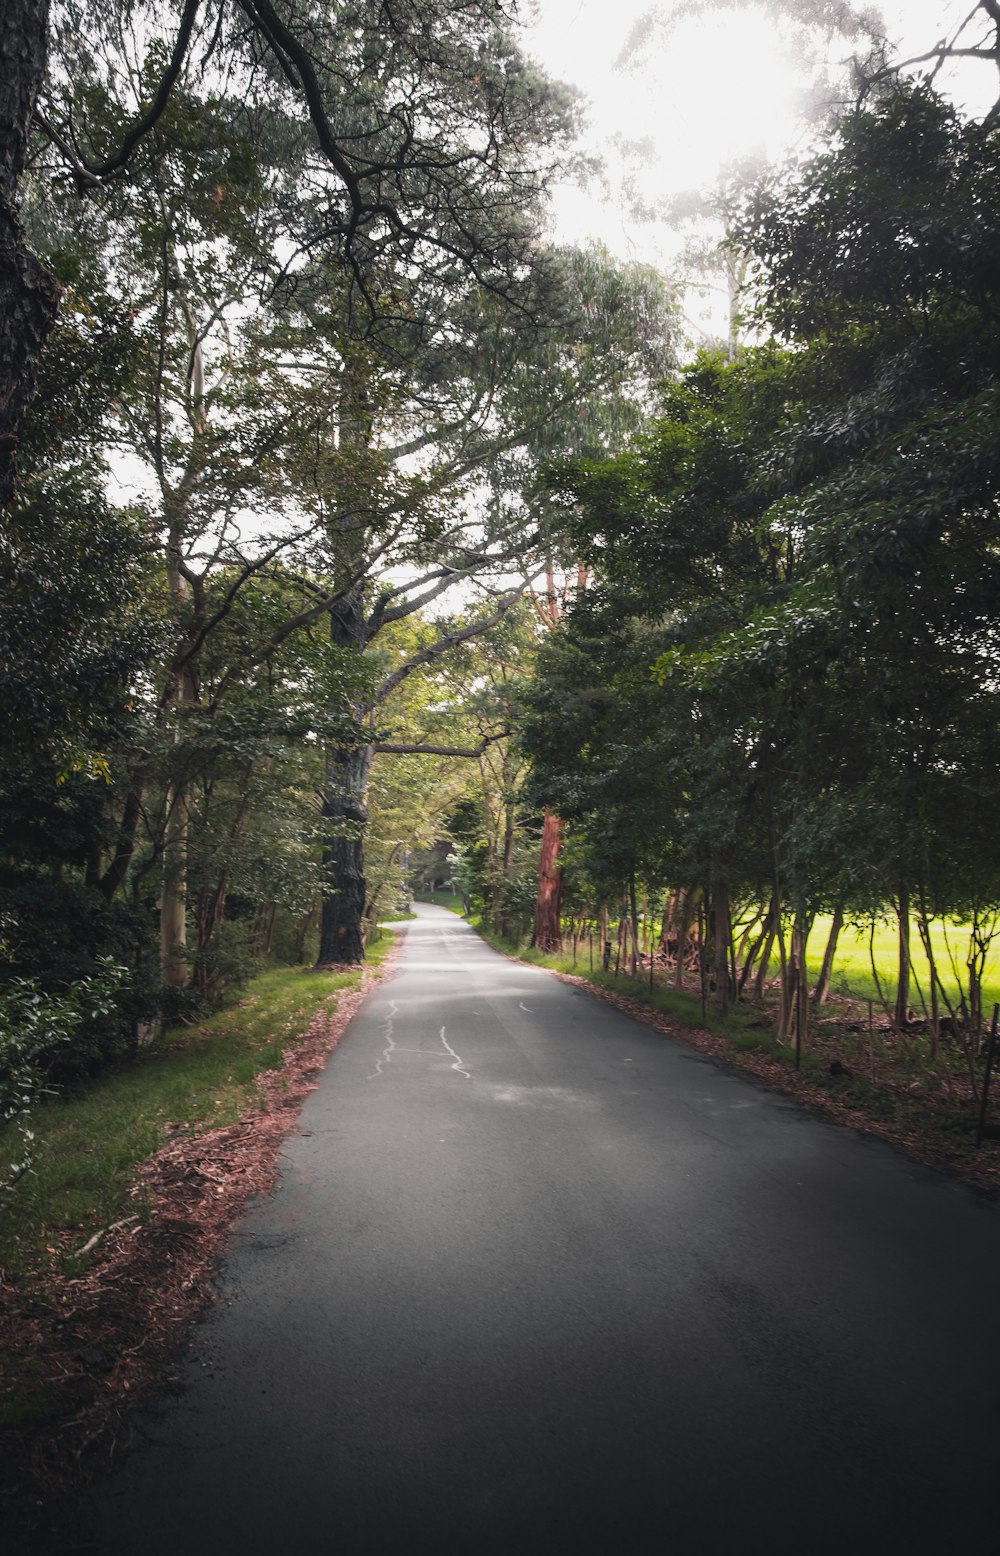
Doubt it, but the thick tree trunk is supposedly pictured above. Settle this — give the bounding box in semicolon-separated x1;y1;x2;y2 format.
317;580;371;965
675;886;700;991
160;783;190;987
498;798;515;938
317;741;373;965
531;806;563;953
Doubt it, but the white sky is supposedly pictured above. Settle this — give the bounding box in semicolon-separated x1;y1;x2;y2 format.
522;0;998;283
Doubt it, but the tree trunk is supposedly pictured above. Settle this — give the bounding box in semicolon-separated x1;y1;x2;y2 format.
711;881;732;1013
160;783;190;987
317;739;373;965
779;909;811;1059
753;909;778;1001
675;886;700;991
738;900;772;995
628;870;639;977
498;797;515;938
531;806;563;953
99;769;147;900
158;565;199;986
317;578;372;966
813;902;844;1007
0;0;62;508
894;887;911;1029
917;903;940;1059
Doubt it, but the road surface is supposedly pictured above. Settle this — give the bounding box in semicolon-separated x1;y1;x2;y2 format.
87;903;1000;1553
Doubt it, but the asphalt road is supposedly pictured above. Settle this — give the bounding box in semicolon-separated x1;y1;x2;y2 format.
87;903;1000;1554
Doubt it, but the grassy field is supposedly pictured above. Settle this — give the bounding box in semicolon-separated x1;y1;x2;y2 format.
799;914;1000;1016
0;950;389;1285
508;909;1000;1019
425;893;1000;1017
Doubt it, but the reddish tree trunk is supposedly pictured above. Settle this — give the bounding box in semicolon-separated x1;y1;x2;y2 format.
531;807;563;953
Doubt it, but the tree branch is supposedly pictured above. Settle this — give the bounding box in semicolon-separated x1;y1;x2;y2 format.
374;740;498;758
39;0;203;188
373;575;541;707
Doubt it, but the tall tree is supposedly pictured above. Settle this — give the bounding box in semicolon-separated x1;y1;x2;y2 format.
4;0;578;500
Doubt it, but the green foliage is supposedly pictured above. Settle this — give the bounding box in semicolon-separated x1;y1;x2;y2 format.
0;959;130;1198
523;82;1000;1048
0;947;391;1284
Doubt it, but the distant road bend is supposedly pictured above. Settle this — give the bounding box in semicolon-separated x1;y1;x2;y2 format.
90;903;1000;1554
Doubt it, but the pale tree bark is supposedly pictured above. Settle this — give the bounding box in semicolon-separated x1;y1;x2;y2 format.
156;315;207;986
0;0;61;507
160;784;190;985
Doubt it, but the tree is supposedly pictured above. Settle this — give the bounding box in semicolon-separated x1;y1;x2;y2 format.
4;0;578;499
523;82;1000;1055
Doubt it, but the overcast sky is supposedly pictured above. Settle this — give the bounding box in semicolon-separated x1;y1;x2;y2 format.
522;0;995;278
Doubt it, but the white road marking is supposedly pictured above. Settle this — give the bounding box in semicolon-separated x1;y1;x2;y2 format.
519;1002;533;1013
440;1025;471;1080
367;1002;398;1079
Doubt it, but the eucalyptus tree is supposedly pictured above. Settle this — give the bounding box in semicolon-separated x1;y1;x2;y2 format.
303;247;675;964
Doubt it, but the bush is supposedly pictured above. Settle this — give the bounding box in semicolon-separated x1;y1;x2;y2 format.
0;878;159;1075
0;958;130;1196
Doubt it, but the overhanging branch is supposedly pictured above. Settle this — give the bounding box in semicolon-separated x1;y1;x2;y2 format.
374;739;499;758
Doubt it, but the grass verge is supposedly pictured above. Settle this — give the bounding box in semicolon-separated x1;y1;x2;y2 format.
0;947;389;1290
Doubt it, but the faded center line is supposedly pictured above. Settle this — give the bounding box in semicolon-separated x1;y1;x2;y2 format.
440;1025;471;1080
367;1001;398;1080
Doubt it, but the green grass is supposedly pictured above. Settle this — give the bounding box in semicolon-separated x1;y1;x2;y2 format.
0;948;390;1284
798;914;1000;1014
